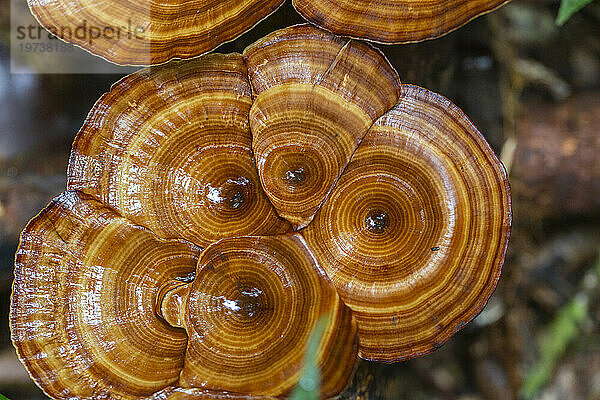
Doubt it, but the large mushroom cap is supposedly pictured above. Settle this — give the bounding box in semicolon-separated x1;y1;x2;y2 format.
28;0;284;65
303;85;511;361
293;0;510;44
12;25;512;397
68;53;291;248
244;24;401;228
10;190;200;399
169;235;358;397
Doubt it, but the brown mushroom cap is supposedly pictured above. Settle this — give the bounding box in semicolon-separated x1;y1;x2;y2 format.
68;53;291;248
28;0;284;65
166;235;357;397
293;0;510;44
243;24;401;228
28;0;510;65
12;25;512;397
149;386;278;399
10;190;201;399
302;85;511;361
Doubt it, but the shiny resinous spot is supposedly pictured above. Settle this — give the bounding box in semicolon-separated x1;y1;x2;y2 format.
225;189;244;209
365;210;389;234
284;167;306;185
224;282;266;319
176;271;196;282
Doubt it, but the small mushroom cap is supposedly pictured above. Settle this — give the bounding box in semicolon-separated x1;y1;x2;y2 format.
68;53;291;248
28;0;285;65
303;85;511;362
293;0;510;44
244;24;401;227
176;235;358;397
10;190;201;399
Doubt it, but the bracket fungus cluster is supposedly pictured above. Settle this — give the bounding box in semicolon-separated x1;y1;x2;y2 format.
28;0;511;65
11;25;511;399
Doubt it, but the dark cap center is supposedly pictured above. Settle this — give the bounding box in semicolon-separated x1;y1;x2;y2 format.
225;189;245;209
283;167;307;185
365;210;389;234
233;285;265;319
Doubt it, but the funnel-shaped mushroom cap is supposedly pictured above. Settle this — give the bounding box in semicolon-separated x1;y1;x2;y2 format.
166;235;357;396
293;0;510;44
244;24;401;228
10;190;200;399
28;0;284;65
303;85;511;362
69;53;291;248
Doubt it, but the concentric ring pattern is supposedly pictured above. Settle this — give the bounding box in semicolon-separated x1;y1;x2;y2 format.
303;84;511;361
28;0;284;65
244;25;401;227
149;387;278;399
10;190;200;399
178;235;357;396
293;0;511;44
11;24;511;399
28;0;510;65
68;53;291;248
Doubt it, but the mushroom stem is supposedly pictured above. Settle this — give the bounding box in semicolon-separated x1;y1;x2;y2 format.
157;281;190;329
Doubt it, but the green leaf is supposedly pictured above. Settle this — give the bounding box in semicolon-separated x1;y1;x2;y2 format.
520;249;600;399
521;296;587;398
0;394;10;400
556;0;595;25
290;315;330;400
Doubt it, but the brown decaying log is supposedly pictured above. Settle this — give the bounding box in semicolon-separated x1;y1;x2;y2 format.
512;94;600;217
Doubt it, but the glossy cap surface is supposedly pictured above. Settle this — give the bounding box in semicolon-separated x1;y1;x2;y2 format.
12;26;512;399
177;235;358;397
28;0;284;65
244;25;401;227
303;85;511;361
68;53;291;248
293;0;510;44
10;190;200;399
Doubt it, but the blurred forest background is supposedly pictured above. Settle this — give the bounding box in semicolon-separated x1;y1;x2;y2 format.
0;0;599;399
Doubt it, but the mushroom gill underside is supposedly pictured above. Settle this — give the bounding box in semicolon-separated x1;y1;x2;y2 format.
10;25;511;400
